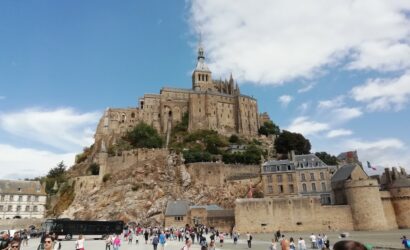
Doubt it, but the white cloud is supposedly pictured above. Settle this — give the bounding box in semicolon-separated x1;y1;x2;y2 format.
326;129;353;138
189;0;410;84
0;108;100;152
278;95;293;107
318;96;345;110
344;138;404;151
0;144;75;179
330;107;363;123
351;71;410;111
298;102;310;113
287;116;329;136
298;83;316;93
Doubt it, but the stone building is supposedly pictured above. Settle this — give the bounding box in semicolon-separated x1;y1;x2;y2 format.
261;152;335;204
94;45;261;148
236;164;410;233
0;180;47;219
164;201;234;232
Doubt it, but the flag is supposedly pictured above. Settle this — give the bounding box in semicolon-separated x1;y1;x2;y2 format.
367;161;377;170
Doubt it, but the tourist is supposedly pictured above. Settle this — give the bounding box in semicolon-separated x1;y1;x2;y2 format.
317;234;323;249
21;230;28;247
289;237;295;250
105;235;112;250
208;240;215;250
333;240;367;250
246;232;252;248
233;232;238;245
182;239;192;250
0;232;10;250
402;236;410;249
144;230;149;244
112;234;121;250
8;241;19;250
309;233;317;249
135;232;139;244
280;235;290;250
75;235;85;250
268;239;277;250
275;230;281;242
219;232;224;247
298;237;306;250
152;234;159;250
43;236;53;250
159;231;166;250
199;234;207;248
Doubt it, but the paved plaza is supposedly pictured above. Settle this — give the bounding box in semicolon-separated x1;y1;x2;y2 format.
19;229;410;250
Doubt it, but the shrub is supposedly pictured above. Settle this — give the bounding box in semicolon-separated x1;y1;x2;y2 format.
102;174;111;183
124;122;163;148
87;163;100;175
183;149;212;163
229;134;240;143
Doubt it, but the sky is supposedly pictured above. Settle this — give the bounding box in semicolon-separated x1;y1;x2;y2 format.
1;0;410;179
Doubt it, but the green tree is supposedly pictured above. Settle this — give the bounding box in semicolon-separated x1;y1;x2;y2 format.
274;130;311;155
174;113;189;132
259;121;280;136
87;163;100;175
229;134;240;143
124;122;163;148
315;152;338;165
47;161;66;178
183;149;212;163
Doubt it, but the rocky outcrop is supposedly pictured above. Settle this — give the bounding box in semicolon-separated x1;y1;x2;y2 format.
58;152;262;226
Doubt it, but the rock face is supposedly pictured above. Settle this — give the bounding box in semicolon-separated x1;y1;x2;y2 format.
58;151;262;226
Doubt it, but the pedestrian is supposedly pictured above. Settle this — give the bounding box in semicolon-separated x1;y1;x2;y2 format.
317;234;323;249
246;232;252;248
309;233;316;249
280;236;290;250
152;234;159;250
268;239;277;250
289;237;295;250
298;237;306;250
105;235;112;250
112;235;121;250
219;232;224;248
144;230;149;244
75;235;85;250
233;232;238;245
159;231;166;250
402;236;410;249
0;232;10;250
182;239;192;250
128;232;133;245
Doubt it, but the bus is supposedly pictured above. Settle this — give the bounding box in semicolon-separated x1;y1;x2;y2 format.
42;219;124;240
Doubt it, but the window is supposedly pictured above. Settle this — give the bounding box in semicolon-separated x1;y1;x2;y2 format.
33;206;38;212
312;183;317;192
320;172;325;180
0;205;3;211
301;173;306;181
302;183;307;192
9;195;14;201
268;185;273;193
277;175;282;182
8;205;12;212
34;196;39;202
310;173;315;181
18;196;23;202
27;196;31;202
16;206;21;212
278;185;284;193
287;174;293;182
289;184;294;193
0;195;4;202
18;187;21;192
267;175;272;183
174;216;183;221
287;165;291;171
25;206;30;212
321;182;326;191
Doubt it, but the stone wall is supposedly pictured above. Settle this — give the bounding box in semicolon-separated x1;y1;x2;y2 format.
235;197;354;233
186;163;260;186
380;191;399;229
389;187;410;228
0;218;43;230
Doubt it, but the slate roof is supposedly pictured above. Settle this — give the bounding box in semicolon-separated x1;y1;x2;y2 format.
331;165;356;182
0;180;46;195
190;204;223;211
165;200;190;216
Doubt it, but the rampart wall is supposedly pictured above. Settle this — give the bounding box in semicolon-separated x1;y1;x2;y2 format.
235;197;354;233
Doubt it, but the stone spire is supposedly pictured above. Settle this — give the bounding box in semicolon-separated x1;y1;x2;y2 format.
192;36;212;91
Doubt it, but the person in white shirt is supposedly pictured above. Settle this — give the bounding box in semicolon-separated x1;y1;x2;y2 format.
75;235;85;250
298;237;306;250
309;234;316;249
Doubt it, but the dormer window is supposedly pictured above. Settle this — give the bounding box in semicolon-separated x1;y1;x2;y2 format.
18;187;21;192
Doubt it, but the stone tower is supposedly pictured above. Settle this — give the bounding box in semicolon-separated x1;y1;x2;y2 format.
192;44;213;91
344;179;388;230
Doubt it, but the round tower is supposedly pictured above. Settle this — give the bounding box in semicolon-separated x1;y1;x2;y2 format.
345;179;388;230
389;186;410;228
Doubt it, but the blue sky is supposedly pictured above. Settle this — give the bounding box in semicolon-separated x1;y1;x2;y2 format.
1;0;410;179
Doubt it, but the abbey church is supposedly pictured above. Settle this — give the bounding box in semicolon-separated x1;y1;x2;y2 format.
95;46;261;143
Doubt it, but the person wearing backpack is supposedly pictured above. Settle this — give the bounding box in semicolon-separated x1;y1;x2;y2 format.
402;236;410;249
152;234;159;250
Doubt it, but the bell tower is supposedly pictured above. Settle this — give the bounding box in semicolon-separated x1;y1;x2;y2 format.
192;43;213;91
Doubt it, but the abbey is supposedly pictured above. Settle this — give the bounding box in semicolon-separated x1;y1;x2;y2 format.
95;46;260;143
